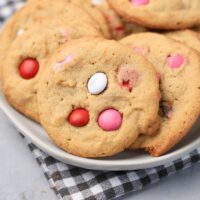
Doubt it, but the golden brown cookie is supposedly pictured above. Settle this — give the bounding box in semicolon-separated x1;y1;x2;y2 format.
71;0;111;38
121;32;200;156
108;0;200;30
166;29;200;53
0;0;103;79
2;16;102;122
27;0;110;38
94;0;147;39
37;38;160;157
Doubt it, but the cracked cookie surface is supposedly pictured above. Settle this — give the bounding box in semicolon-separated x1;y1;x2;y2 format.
0;0;103;79
37;38;159;157
108;0;200;29
121;32;200;156
166;29;200;53
2;16;102;122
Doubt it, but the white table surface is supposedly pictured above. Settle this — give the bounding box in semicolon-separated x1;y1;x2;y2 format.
0;109;200;200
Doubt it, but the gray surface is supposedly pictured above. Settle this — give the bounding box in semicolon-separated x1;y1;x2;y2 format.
0;110;200;200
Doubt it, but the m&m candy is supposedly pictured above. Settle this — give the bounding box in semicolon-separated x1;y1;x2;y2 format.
167;54;185;69
98;109;122;131
88;72;108;95
68;108;89;127
19;58;39;79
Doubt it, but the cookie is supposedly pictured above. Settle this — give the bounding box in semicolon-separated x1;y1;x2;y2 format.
27;0;110;38
0;0;103;79
2;15;102;122
37;38;160;157
108;0;200;30
166;29;200;53
70;0;111;38
120;32;200;156
93;0;147;39
93;0;126;39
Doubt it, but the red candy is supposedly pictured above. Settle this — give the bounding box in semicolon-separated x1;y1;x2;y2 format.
122;80;132;92
118;66;139;92
19;58;39;79
68;108;89;127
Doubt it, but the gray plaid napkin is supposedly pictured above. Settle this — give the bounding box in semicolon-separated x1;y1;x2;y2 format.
1;1;200;200
26;137;200;200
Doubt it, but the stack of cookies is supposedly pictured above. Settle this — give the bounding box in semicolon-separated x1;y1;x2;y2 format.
1;0;200;158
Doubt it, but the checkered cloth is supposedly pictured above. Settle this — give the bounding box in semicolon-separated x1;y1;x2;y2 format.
27;139;200;200
1;1;200;200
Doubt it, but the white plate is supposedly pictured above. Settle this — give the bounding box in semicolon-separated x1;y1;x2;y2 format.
1;90;200;171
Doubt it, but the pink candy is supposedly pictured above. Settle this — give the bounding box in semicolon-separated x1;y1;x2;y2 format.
130;0;149;6
118;66;139;92
98;109;122;131
167;54;185;69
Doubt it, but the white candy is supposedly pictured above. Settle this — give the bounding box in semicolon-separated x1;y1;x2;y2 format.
91;0;102;5
17;28;25;36
88;73;108;95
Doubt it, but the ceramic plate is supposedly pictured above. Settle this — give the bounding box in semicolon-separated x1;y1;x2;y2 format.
1;89;200;171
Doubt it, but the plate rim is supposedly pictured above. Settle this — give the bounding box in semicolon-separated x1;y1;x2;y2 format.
1;92;200;171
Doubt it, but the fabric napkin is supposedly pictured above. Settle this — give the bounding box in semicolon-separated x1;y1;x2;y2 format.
26;138;200;200
1;1;200;199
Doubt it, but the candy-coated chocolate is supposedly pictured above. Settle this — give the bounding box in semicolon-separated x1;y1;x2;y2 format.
19;58;39;79
98;109;122;131
118;66;139;92
130;0;149;6
167;54;185;69
88;72;108;95
122;80;132;91
68;108;89;127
